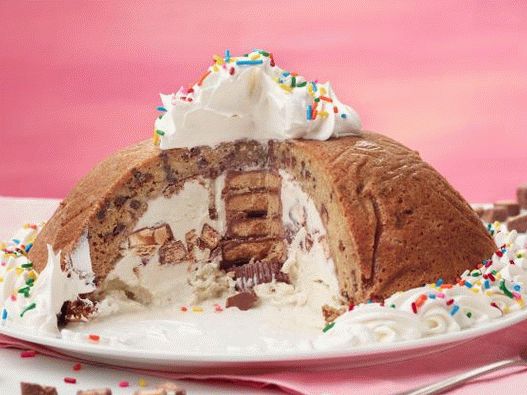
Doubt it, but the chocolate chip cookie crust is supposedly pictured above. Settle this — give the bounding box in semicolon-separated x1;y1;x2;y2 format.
29;132;495;308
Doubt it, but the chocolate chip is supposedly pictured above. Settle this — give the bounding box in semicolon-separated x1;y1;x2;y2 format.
226;292;259;311
96;201;109;221
113;195;129;208
208;207;218;220
112;223;125;236
20;382;58;395
130;199;141;210
320;203;329;225
189;147;201;158
131;169;153;185
197;157;209;168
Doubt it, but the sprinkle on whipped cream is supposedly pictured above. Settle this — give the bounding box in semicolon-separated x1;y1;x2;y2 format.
153;49;361;149
0;224;95;335
314;222;527;349
0;223;41;324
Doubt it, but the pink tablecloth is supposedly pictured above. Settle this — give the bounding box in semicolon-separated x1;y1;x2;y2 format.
2;324;527;395
2;196;527;395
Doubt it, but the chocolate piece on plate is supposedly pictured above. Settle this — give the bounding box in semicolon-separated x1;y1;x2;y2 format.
20;382;58;395
518;184;527;209
226;291;259;311
507;213;527;233
134;389;167;395
494;200;520;217
156;381;187;395
481;206;508;223
76;389;112;395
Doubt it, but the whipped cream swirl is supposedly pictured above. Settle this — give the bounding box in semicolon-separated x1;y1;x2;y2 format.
154;49;361;149
314;225;527;350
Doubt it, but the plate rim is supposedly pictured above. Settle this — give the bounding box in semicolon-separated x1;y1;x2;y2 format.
1;309;526;364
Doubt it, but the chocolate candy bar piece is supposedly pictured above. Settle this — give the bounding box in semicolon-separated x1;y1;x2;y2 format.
225;170;281;193
221;239;286;269
518;184;527;209
507;213;527;233
153;224;174;245
20;382;58;395
494;200;520;217
159;240;187;264
227;217;284;239
200;224;221;250
226;292;259;311
225;192;281;219
481;206;508;223
233;260;289;290
76;389;112;395
129;227;156;247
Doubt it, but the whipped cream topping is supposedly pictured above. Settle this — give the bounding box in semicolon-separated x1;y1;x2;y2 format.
154;49;361;149
314;225;527;350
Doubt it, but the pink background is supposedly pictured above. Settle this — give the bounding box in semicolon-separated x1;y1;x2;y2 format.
1;1;526;202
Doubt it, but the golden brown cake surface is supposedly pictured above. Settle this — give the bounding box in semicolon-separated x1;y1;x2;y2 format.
29;132;496;304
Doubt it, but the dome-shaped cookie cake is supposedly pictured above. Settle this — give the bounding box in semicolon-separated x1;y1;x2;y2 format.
28;132;495;320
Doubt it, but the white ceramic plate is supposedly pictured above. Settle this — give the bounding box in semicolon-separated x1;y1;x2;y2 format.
1;309;526;373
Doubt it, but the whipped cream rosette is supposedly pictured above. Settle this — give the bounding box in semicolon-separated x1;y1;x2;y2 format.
315;225;527;350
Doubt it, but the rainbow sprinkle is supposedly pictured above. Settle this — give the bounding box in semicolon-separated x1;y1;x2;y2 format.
20;350;36;358
450;305;460;316
235;59;263;66
20;302;36;317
